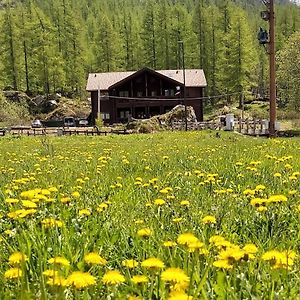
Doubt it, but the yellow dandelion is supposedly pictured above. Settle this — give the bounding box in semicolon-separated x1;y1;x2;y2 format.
257;206;267;212
180;200;190;206
161;268;189;284
141;257;165;269
21;200;37;208
202;215;216;224
71;191;80;198
4;267;22;279
102;270;125;285
177;233;198;246
168;290;193;300
60;197;71;204
154;199;165;206
187;241;205;252
47;275;67;287
213;260;233;269
48;256;70;267
8;252;28;265
268;195;287;203
5;198;19;204
131;275;149;284
66;271;96;289
127;296;141;300
134;219;144;224
137;228;152;237
243;244;258;259
84;252;107;265
172;217;183;223
41;218;63;228
122;259;139;268
42;269;59;277
79;209;91;217
218;247;245;262
163;241;177;248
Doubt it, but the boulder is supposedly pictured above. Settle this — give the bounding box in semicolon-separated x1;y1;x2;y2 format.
126;105;197;133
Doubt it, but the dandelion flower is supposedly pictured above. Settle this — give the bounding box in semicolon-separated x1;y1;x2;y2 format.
72;191;80;198
4;267;22;279
137;228;152;237
84;252;107;265
47;275;67;286
131;275;149;284
127;296;141;300
48;256;70;267
154;199;165;206
177;233;198;246
213;260;233;269
268;195;287;203
168;290;193;300
43;269;59;277
9;252;28;265
161;268;189;284
79;209;91;216
102;270;125;285
141;257;165;269
173;217;183;223
202;215;216;224
122;259;139;268
66;271;96;289
163;241;177;248
41;218;63;228
21;200;37;208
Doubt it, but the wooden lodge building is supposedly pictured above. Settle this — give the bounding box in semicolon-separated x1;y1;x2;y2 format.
86;67;207;124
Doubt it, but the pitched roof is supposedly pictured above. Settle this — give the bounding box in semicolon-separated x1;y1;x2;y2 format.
86;68;207;91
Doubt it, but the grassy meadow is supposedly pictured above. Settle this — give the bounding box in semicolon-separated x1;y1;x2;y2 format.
0;131;300;299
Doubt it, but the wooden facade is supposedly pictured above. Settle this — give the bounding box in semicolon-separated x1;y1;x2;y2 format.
87;68;206;124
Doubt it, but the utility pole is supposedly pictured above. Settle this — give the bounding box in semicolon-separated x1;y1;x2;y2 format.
260;0;276;137
268;0;276;137
178;41;187;132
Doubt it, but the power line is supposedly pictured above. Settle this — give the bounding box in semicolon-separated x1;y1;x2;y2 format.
103;91;248;102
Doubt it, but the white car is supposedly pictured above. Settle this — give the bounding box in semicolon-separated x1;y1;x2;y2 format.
31;119;42;128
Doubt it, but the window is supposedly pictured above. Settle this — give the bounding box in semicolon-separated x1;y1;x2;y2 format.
119;91;129;97
120;110;130;119
164;89;169;96
137;91;143;97
100;113;110;120
151;91;157;97
170;89;175;96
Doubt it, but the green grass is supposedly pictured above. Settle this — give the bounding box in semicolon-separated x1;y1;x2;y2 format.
0;132;300;299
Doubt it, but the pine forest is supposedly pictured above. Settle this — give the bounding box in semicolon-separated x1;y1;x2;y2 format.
0;0;300;107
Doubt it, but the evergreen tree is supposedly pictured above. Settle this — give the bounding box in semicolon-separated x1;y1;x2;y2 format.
0;5;19;90
94;14;124;72
141;1;157;68
277;31;300;110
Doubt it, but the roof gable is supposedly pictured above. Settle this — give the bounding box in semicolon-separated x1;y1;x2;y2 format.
86;68;207;91
108;67;184;90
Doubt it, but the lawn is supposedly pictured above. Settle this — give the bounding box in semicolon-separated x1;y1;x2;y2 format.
0;132;299;299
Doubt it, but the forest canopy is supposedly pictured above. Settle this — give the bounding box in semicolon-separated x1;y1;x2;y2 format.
0;0;299;106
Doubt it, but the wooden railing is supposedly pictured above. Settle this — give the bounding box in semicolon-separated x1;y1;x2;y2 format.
171;118;269;136
235;119;269;135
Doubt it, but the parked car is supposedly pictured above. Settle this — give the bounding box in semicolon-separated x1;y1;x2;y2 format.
78;119;89;127
63;117;76;127
31;119;43;128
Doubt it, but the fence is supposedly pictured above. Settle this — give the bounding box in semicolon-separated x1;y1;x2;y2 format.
171;118;269;136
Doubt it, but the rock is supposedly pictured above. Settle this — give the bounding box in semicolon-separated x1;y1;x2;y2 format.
3;91;31;103
126;105;197;133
